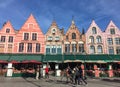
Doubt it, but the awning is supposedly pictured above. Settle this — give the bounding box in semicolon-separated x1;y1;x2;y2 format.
9;54;43;62
64;54;120;63
0;60;8;64
0;54;43;63
43;54;63;63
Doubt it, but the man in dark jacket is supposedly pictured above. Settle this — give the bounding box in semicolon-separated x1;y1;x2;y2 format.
78;67;87;85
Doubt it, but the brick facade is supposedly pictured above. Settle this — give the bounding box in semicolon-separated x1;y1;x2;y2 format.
0;15;120;55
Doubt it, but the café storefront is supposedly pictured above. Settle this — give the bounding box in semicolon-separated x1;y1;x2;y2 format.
0;54;43;77
0;54;120;77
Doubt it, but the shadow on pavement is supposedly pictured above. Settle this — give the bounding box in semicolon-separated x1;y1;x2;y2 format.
101;78;120;83
23;77;41;87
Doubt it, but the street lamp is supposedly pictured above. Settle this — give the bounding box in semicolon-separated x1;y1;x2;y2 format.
83;51;87;76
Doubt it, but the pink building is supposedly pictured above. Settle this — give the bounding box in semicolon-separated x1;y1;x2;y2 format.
104;21;120;54
86;20;104;54
14;14;45;54
0;21;16;53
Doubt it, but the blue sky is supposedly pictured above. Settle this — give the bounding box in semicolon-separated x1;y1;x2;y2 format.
0;0;120;33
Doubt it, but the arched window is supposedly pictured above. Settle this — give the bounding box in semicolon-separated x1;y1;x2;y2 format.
90;45;95;54
97;45;102;53
92;27;97;34
89;36;94;43
96;36;102;43
72;33;76;39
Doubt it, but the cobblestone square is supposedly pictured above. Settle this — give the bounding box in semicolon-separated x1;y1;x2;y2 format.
0;76;120;87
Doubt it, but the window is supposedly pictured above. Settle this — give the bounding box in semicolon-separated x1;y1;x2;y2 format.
24;33;29;40
115;38;120;45
29;24;33;29
55;36;60;41
8;36;13;42
90;45;95;54
92;27;97;34
72;44;77;53
27;43;32;52
1;36;6;42
96;36;102;43
79;44;84;53
6;28;10;33
46;45;51;54
51;45;56;53
72;33;76;39
110;28;115;34
47;36;52;41
32;33;37;40
108;47;114;54
36;43;40;52
19;43;24;52
116;47;120;54
65;44;70;53
97;45;102;53
66;36;68;41
89;36;94;43
8;44;12;49
107;38;113;45
52;29;56;34
57;45;62;54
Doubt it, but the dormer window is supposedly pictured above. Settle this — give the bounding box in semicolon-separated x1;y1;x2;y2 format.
6;28;10;33
29;24;33;29
110;28;115;34
52;29;56;34
72;33;76;39
66;36;68;41
92;27;97;34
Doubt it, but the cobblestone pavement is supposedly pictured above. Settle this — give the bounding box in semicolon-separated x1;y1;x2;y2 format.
0;76;120;87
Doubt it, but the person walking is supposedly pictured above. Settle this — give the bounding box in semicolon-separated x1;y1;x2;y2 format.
36;66;40;80
74;67;79;85
60;69;65;82
78;67;87;85
45;66;49;81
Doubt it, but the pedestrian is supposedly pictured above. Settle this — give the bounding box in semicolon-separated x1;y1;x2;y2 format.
45;65;49;81
78;67;87;85
36;66;40;80
60;69;65;82
74;67;79;85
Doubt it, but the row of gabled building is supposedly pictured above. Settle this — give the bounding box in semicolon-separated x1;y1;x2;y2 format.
0;14;120;55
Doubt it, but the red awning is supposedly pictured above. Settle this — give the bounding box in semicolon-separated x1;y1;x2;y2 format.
10;60;20;64
0;60;8;64
22;60;30;63
29;60;41;64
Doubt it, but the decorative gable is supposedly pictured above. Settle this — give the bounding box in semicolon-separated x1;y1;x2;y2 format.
86;20;102;35
105;20;119;35
20;14;43;33
0;21;15;34
46;21;61;35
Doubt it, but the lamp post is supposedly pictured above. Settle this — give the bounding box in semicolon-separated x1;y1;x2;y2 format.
83;51;87;76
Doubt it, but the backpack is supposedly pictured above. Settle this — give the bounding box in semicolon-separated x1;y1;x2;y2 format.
76;70;80;76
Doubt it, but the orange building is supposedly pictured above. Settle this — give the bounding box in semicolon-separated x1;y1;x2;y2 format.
63;20;85;54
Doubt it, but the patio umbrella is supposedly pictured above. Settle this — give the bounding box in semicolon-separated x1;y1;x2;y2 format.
22;60;30;64
29;60;41;64
10;60;20;64
0;60;8;64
